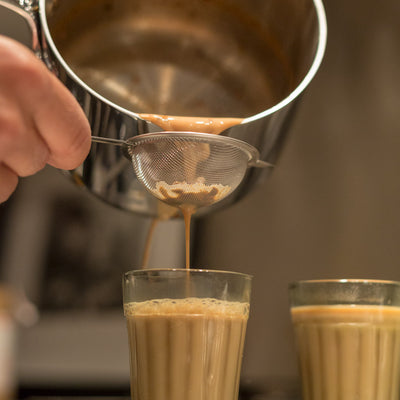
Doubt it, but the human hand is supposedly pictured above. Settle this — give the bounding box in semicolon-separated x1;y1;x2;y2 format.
0;35;91;203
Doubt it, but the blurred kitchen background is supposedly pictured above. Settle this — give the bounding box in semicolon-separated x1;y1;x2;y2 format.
1;0;400;398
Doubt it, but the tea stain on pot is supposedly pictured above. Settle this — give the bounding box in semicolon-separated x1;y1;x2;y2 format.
53;6;281;119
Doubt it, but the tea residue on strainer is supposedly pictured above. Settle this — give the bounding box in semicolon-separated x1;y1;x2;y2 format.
150;177;232;208
127;132;257;210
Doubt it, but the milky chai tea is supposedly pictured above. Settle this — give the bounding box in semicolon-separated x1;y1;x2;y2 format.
289;280;400;400
123;269;252;400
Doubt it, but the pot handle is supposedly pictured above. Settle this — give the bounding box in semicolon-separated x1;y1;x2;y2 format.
0;0;41;56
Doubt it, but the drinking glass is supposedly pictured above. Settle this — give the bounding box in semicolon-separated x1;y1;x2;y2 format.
289;279;400;400
123;268;252;400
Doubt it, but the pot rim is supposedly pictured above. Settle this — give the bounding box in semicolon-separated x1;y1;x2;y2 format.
39;0;327;125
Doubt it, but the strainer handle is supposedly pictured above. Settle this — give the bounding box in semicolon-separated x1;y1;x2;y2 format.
248;159;274;168
91;136;126;146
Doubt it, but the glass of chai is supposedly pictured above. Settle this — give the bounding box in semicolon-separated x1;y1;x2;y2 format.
289;279;400;400
123;268;252;400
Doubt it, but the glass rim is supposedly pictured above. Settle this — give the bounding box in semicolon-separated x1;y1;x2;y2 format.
124;268;252;280
289;279;400;308
289;278;400;289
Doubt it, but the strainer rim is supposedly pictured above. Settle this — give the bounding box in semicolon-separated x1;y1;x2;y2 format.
126;131;260;163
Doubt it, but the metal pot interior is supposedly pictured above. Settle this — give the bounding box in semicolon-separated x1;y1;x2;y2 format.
44;0;320;119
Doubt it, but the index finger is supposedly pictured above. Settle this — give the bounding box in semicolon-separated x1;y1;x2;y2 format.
0;36;92;170
35;71;92;170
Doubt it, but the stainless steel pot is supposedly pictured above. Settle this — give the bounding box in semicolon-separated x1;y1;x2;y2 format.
0;0;326;217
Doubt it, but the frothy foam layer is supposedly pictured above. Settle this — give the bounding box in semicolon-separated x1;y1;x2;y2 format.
292;305;400;323
124;297;249;317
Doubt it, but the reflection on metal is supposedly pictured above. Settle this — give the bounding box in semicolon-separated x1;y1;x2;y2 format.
1;0;326;216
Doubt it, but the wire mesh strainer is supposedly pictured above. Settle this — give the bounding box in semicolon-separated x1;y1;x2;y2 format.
92;132;272;209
